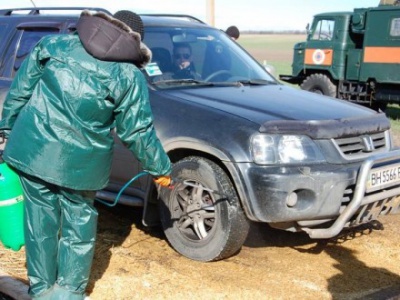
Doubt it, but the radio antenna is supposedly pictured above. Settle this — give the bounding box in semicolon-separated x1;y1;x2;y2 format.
30;0;37;7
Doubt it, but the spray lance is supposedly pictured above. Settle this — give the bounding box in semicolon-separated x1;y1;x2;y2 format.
94;170;218;229
95;172;215;207
0;131;25;251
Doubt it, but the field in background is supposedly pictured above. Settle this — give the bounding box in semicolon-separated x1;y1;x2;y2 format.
238;33;400;133
238;34;304;77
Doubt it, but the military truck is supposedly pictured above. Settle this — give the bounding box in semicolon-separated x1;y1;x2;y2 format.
279;1;400;109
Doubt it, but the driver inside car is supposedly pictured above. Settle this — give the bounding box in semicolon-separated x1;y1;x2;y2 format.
152;42;201;82
171;42;200;79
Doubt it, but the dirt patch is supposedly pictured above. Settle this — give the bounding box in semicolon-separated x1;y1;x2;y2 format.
87;207;400;300
1;198;400;299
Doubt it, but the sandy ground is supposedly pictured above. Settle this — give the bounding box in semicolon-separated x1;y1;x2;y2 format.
1;192;400;300
88;206;400;300
4;206;400;300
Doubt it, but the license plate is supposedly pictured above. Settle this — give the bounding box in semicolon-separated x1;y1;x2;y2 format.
366;163;400;192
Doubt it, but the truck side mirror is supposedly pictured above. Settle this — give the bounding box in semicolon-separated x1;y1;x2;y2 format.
351;11;366;32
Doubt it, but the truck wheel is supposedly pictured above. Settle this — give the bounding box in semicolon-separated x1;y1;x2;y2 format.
300;74;337;97
159;156;250;261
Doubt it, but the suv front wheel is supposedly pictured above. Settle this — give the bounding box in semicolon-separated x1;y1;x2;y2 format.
159;156;250;261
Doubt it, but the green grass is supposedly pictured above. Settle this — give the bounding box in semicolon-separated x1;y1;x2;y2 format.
266;61;292;79
387;104;400;133
238;33;400;135
238;34;303;77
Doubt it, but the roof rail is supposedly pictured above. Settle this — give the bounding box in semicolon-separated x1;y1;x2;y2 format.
0;7;111;16
140;14;205;24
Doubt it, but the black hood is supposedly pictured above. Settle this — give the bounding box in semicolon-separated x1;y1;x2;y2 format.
76;10;151;67
161;85;390;138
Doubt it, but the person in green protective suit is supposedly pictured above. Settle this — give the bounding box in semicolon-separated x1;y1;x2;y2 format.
0;10;172;300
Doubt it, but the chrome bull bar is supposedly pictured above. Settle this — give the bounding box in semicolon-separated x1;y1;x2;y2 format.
303;149;400;239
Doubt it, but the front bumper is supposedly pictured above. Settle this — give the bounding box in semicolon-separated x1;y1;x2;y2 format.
234;149;400;238
304;150;400;238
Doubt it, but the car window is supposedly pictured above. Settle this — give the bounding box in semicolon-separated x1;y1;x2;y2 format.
13;29;58;77
0;28;58;78
143;27;275;88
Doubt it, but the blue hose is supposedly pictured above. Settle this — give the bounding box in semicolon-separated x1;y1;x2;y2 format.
95;171;149;207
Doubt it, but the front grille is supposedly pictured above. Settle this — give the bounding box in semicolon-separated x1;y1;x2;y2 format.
341;187;354;207
341;184;400;228
333;131;388;159
349;196;400;227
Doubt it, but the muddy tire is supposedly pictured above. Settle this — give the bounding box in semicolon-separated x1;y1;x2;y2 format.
300;73;337;97
159;156;250;262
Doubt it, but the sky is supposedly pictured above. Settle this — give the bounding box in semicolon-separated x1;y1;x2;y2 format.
0;0;381;31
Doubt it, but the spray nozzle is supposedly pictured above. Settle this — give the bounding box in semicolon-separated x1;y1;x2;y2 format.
167;178;215;193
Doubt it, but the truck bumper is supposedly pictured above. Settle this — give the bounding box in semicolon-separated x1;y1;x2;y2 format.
235;150;400;238
279;74;302;84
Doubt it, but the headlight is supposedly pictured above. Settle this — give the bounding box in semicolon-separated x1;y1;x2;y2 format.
250;134;325;164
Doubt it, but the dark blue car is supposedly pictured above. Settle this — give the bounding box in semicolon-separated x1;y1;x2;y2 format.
1;8;400;262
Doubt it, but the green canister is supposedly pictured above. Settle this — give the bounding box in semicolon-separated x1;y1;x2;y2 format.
0;162;25;251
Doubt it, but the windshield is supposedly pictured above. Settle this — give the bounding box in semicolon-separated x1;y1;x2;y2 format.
142;26;276;88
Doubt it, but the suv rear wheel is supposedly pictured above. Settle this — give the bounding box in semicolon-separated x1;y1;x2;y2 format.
159;156;250;261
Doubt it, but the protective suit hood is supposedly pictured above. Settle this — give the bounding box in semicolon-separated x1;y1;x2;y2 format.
76;10;151;67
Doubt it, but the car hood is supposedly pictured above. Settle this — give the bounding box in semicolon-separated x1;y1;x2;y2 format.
162;84;389;138
165;84;375;124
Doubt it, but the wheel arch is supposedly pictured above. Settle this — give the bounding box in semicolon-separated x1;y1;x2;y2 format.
301;69;336;84
164;139;255;220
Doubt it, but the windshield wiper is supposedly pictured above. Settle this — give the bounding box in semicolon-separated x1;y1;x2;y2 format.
153;79;215;86
152;78;277;87
235;79;276;86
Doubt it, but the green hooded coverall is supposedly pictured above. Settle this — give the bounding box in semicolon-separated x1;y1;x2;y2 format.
0;10;171;299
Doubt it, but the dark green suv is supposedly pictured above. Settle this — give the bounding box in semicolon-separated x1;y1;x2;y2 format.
1;7;400;262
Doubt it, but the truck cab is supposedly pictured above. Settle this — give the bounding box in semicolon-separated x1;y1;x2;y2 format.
280;4;400;109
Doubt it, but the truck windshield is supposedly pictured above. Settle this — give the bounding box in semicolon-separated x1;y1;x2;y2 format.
311;19;335;41
142;27;276;88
